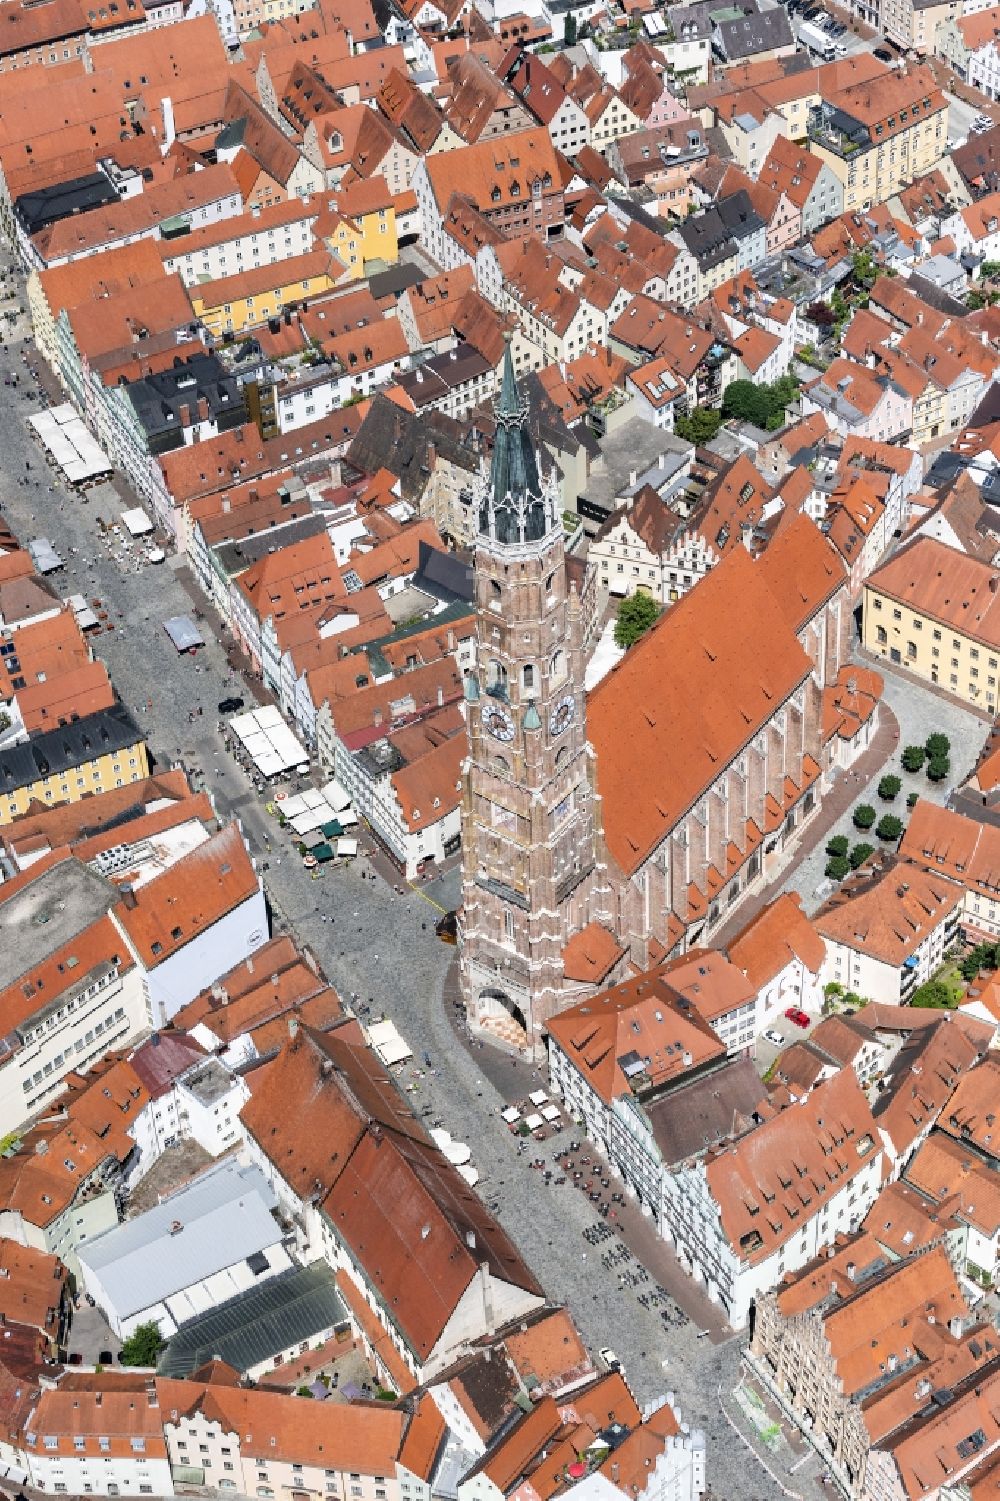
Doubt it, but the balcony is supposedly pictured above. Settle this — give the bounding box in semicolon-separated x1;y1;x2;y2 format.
808;107;868;160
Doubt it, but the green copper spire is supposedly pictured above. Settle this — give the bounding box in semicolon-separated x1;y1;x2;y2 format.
479;337;546;545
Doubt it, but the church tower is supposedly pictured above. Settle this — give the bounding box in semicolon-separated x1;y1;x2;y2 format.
460;344;611;1058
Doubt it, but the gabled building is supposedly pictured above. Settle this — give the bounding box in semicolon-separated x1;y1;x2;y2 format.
664;1068;884;1328
815;852;963;1005
748;1239;996;1497
240;1026;544;1385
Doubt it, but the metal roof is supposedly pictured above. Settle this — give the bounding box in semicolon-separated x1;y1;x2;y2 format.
79;1160;282;1320
157;1261;348;1377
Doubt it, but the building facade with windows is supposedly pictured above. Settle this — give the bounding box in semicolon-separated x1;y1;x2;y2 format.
862;536;1000;712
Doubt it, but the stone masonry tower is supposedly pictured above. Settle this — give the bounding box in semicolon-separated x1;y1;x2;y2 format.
460;344;611;1058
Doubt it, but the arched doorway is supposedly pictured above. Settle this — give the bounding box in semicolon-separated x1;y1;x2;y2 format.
477;988;529;1050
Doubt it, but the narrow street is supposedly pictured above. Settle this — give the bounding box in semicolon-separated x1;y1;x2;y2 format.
0;241;839;1499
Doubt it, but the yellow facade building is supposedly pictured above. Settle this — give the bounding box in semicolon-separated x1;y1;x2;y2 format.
862;537;1000;713
808;65;947;213
0;705;149;826
190;249;339;338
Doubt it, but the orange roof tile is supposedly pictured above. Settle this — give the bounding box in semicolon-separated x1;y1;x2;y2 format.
546;970;724;1107
588;546;812;875
113;823;259;968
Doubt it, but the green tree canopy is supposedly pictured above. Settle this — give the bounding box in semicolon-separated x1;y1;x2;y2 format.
853;803;876;830
722;376;799;431
927;757;950;783
825;855;850;880
826;834;849;857
876;814;904;842
849;842;875;869
119;1321;165;1368
877;774;901;801
674;406;722;444
901;745;926;773
614;592;661;649
910;980;954;1009
925;733;951;759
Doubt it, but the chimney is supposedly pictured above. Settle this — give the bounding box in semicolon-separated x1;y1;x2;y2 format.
479;1262;495;1335
288;1015;299;1041
162;95;176;151
120;883;137;909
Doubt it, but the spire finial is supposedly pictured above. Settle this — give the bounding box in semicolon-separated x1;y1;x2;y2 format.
498;334;519;422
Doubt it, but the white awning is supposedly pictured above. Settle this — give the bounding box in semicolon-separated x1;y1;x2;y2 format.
121;506;154;537
368;1019;411;1066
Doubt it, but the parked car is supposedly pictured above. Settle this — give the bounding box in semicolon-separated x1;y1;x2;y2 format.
599;1347;622;1373
764;1029;785;1046
785;1006;810;1029
217;696;245;714
873;45;893;60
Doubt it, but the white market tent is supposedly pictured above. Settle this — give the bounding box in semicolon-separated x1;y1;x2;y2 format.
541;1104;561;1123
524;1113;544;1132
28;404;112;484
230;704;309;778
368;1019;412;1067
163;615;204;653
65;594;99;630
501;1107;520;1125
322;780;353;813
457;1165;480;1187
28;538;62;573
279;784;357;831
528;1090;548;1107
121;507;154;538
336;837;358;858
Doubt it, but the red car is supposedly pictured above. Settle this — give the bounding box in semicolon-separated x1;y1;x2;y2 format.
784;1007;810;1029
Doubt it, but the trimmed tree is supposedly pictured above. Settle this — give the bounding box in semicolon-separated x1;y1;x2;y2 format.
826;855;850;880
119;1321;165;1367
674;406;722;444
614;592;661;650
876;813;904;842
826;834;850;857
849;842;875;869
907;791;919;809
877;774;901;801
901;744;926;773
927;757;951;783
853;803;876;830
925;733;951;759
910;979;953;1009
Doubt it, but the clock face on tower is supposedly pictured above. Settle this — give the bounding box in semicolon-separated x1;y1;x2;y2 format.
549;693;575;737
483;703;516;742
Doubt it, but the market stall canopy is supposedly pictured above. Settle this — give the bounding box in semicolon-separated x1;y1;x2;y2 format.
367;1019;411;1067
163;615;204;653
27;403;112;484
121;507;154;538
229;704;309;777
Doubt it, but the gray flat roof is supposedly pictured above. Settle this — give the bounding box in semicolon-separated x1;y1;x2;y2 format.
157;1260;348;1377
0;857;118;994
179;1058;236;1107
79;1160;282;1320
